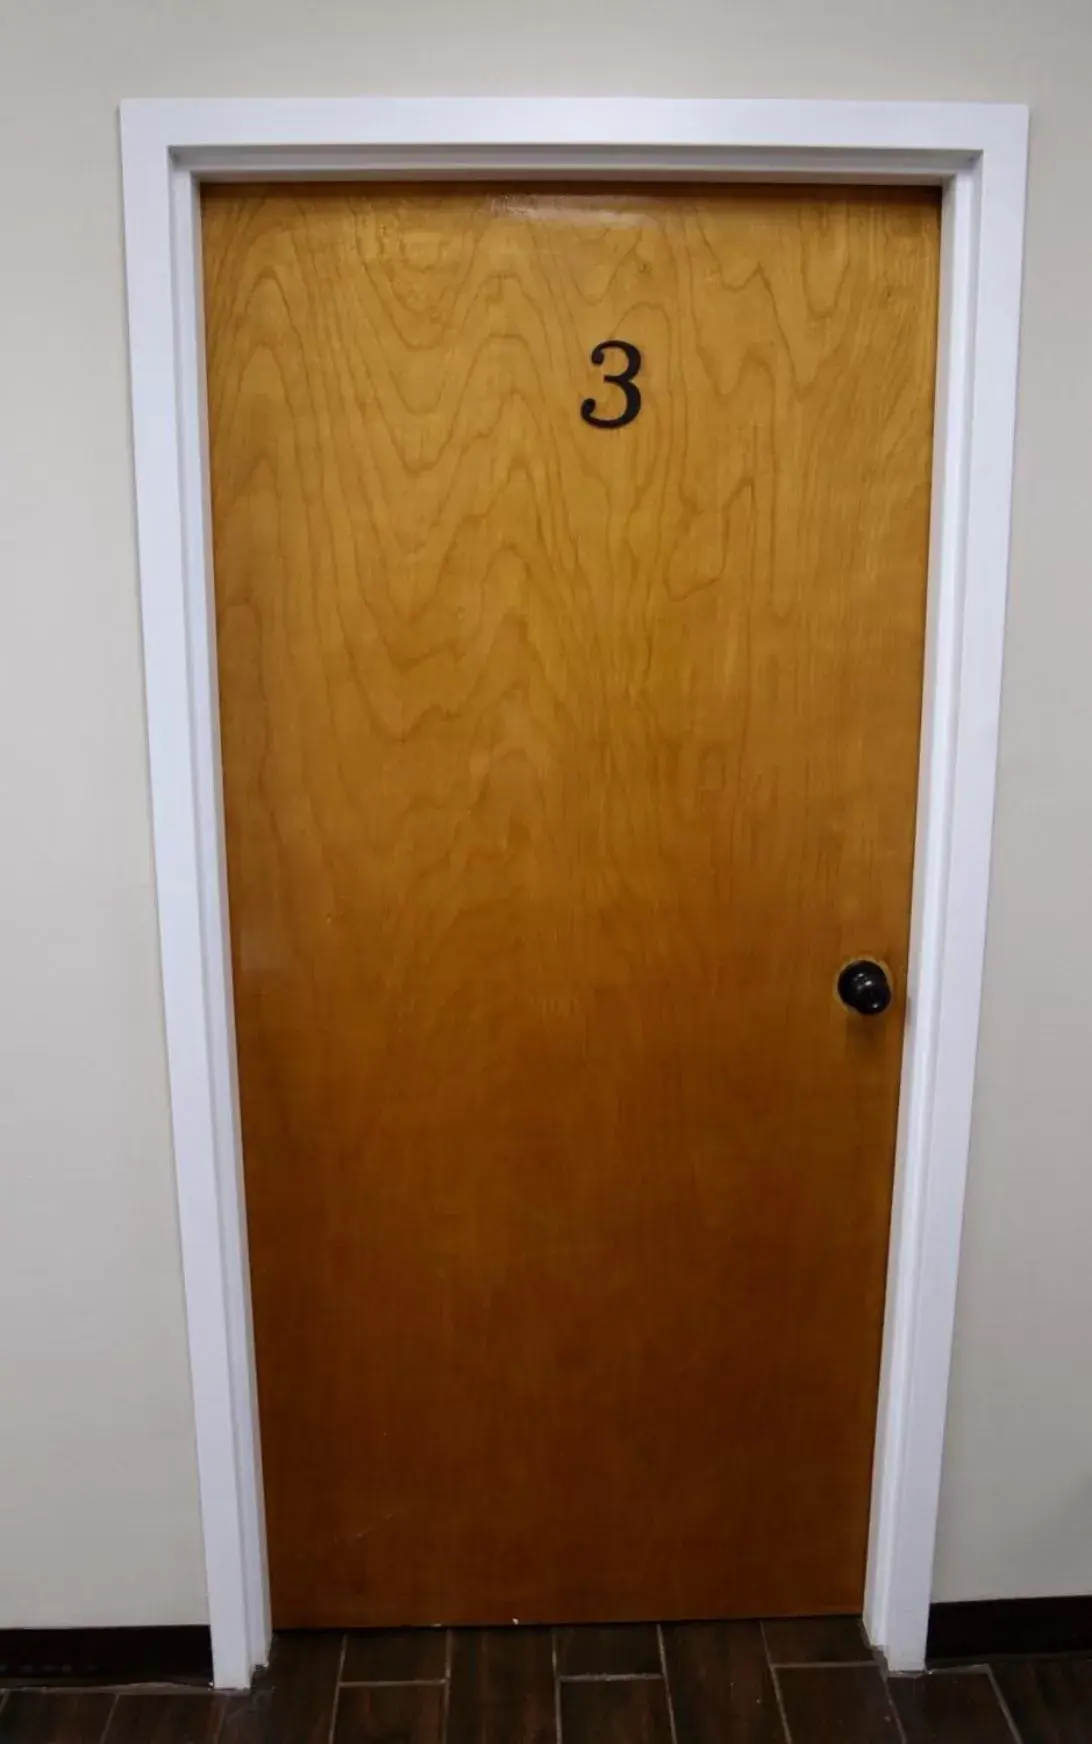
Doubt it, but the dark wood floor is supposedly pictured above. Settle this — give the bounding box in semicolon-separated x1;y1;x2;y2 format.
3;1620;1091;1741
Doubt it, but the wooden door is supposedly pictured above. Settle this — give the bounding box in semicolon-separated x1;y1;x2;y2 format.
202;183;939;1627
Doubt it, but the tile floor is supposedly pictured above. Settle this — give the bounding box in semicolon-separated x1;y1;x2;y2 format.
3;1619;1092;1741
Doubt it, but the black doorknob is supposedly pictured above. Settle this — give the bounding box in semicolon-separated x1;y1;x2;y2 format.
837;959;892;1016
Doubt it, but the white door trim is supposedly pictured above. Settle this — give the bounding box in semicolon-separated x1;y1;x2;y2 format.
118;97;1028;1690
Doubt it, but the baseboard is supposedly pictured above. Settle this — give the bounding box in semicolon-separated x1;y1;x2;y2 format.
0;1626;212;1686
928;1597;1092;1662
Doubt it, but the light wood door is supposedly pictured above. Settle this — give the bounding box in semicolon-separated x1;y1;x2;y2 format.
202;183;939;1627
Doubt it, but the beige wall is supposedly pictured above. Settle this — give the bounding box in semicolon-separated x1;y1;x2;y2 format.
1;0;1090;1627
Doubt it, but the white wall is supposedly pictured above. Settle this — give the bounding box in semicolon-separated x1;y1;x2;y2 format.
1;0;1089;1626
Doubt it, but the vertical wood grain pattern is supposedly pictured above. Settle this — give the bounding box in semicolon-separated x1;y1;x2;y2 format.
990;1658;1092;1744
661;1621;786;1744
0;1693;116;1743
890;1670;1016;1744
334;1687;445;1744
778;1666;899;1742
559;1678;673;1744
218;1634;342;1744
447;1630;555;1744
555;1626;661;1677
763;1617;872;1666
203;183;939;1625
342;1631;447;1685
103;1696;228;1744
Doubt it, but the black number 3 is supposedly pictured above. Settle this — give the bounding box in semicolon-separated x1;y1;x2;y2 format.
581;340;643;430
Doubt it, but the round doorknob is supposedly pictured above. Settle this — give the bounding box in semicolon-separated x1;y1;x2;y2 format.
837;958;892;1016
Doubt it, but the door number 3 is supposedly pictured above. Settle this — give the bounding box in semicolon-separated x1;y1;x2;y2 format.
580;340;643;430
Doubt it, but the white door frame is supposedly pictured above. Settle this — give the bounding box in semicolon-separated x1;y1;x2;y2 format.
118;97;1028;1690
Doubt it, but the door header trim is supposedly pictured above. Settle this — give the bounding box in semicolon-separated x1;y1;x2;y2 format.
118;95;1028;1688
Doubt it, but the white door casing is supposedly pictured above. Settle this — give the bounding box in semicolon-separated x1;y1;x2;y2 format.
118;97;1028;1689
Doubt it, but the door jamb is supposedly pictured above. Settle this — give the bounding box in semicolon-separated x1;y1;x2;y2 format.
118;97;1028;1689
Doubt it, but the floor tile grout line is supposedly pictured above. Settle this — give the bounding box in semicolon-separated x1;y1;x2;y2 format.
341;1677;450;1688
986;1663;1027;1744
767;1664;797;1744
551;1629;564;1744
657;1625;681;1744
0;1683;211;1696
1;1627;1063;1744
558;1672;665;1683
98;1691;120;1744
441;1629;453;1744
761;1625;796;1744
326;1632;347;1744
884;1675;911;1744
767;1659;879;1670
211;1688;233;1744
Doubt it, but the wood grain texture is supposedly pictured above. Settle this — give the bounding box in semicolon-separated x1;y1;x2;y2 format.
103;1696;228;1744
342;1631;447;1684
889;1671;1014;1744
333;1686;445;1744
218;1635;341;1744
447;1630;555;1744
763;1617;872;1666
777;1666;899;1742
555;1626;661;1677
991;1657;1092;1744
559;1678;673;1744
661;1621;786;1744
0;1692;115;1743
203;183;939;1624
